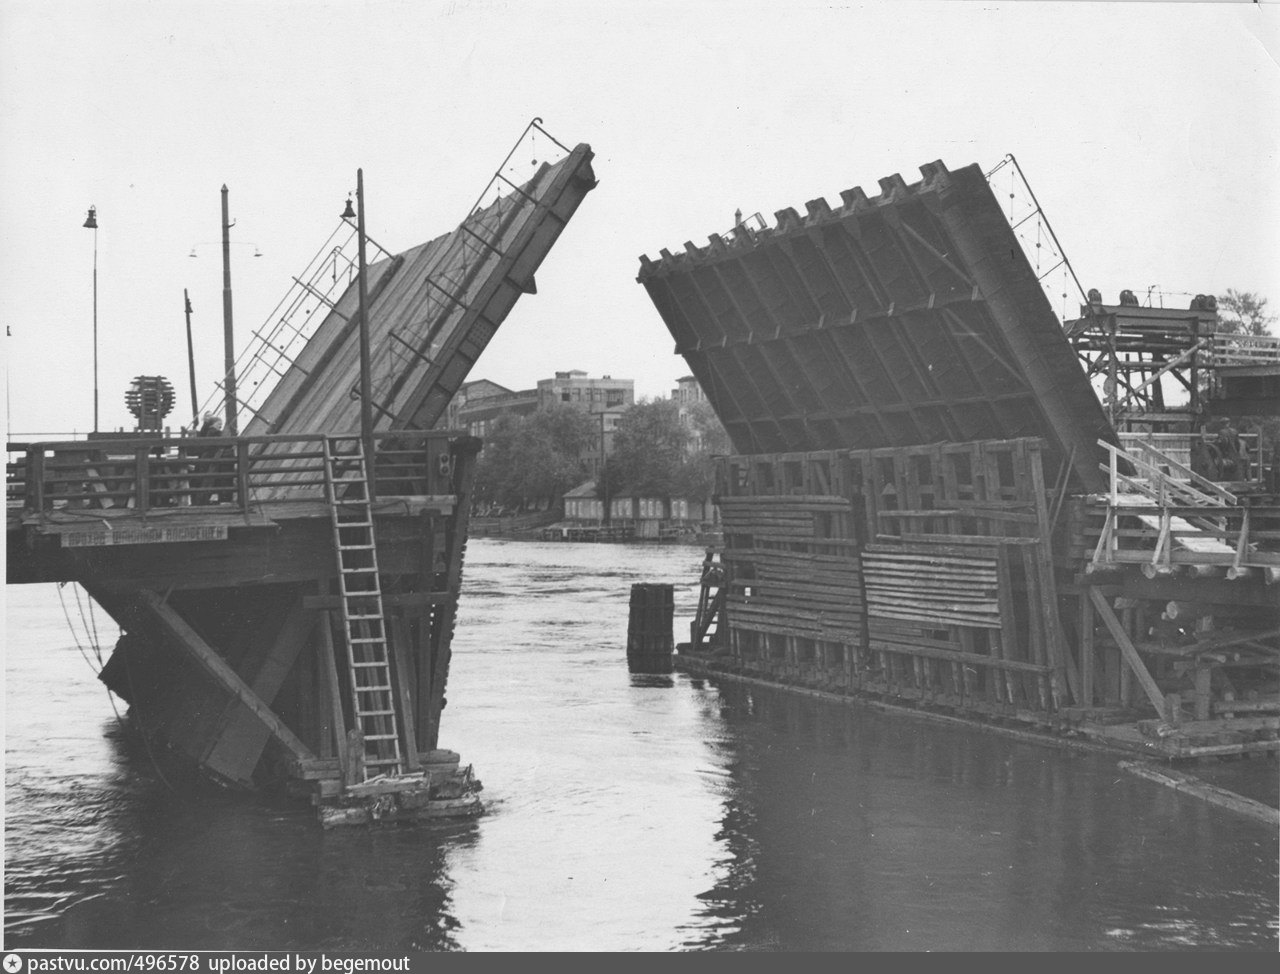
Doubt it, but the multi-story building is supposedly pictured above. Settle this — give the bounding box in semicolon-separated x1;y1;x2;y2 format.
443;379;539;438
536;371;634;477
672;374;710;452
444;371;635;477
537;370;633;411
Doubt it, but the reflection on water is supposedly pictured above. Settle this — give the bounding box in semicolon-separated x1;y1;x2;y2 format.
5;540;1277;950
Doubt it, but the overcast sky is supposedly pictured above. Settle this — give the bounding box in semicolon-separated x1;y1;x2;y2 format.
2;0;1277;436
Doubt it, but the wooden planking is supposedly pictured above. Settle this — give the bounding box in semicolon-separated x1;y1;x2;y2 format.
862;542;1001;629
712;439;1077;714
721;491;863;647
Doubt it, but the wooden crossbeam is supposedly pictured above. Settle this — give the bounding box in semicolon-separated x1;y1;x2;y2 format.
137;589;316;766
201;600;318;787
1087;587;1165;716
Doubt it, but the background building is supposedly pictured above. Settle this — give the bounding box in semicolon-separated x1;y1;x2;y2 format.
443;379;539;438
671;374;709;452
535;371;634;477
445;371;635;478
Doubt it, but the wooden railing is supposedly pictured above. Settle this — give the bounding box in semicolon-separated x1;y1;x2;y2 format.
1211;333;1280;367
1091;440;1280;579
6;431;462;517
1099;439;1236;507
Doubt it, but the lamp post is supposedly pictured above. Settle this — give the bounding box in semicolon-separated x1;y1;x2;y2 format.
350;170;374;496
221;185;238;435
83;205;98;431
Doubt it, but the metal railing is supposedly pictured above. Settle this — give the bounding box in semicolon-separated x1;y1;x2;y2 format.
7;431;462;516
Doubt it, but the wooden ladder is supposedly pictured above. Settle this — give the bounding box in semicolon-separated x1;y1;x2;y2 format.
322;436;404;779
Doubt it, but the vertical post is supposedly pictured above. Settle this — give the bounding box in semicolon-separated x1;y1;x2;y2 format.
83;206;99;431
356;168;374;497
184;289;198;428
236;441;251;512
1107;314;1118;426
600;410;610;525
1079;593;1094;709
134;446;149;513
92;223;99;432
221;185;238;436
28;448;45;513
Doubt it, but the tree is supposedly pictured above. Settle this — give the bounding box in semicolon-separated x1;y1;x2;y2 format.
1216;290;1276;337
605;397;733;502
473;403;596;510
607;398;688;497
686;398;732;456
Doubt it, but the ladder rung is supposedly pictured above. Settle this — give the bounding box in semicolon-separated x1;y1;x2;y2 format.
355;684;392;692
350;661;389;668
356;709;397;717
350;637;386;645
362;733;399;741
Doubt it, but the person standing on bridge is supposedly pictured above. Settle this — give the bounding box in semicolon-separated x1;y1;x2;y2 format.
195;413;234;504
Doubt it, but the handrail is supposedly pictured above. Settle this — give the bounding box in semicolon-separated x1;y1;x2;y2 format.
8;431;465;516
1096;439;1237;507
7;429;457;453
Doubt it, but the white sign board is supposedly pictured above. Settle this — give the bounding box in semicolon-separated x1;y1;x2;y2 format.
60;525;229;548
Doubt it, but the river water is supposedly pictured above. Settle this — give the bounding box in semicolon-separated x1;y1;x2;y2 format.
4;539;1278;951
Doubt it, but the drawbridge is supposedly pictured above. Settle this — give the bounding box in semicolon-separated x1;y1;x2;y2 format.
640;157;1278;758
7;120;597;823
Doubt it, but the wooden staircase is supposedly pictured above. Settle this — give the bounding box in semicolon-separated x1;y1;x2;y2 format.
1092;439;1247;577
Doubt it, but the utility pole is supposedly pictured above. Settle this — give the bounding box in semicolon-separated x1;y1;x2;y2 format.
355;168;374;498
221;185;238;435
184;289;198;429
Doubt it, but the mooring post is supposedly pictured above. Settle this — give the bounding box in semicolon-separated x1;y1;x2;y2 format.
627;583;674;674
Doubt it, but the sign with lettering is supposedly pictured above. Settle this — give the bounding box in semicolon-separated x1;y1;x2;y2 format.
61;524;229;548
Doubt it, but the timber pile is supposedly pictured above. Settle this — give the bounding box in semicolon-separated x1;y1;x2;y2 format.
627;583;674;673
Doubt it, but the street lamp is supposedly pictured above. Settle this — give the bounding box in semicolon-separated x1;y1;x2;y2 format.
349;170;374;493
83;205;98;431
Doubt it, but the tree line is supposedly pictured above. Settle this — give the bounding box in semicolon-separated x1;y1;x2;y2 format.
472;397;730;514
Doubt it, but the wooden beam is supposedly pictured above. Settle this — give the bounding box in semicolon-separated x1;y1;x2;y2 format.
317;611;348;779
302;591;450;611
1087;587;1166;716
389;613;422;771
426;438;481;749
1079;593;1095;709
201;598;318;787
137;589;316;766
